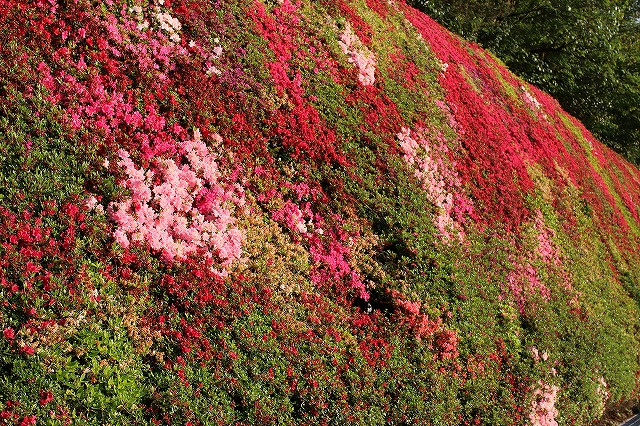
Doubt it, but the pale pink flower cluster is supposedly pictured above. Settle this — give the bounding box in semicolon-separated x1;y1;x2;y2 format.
108;130;245;273
506;211;565;312
531;346;549;362
129;5;150;32
434;99;463;135
529;381;560;426
156;11;182;39
595;376;610;415
86;196;105;215
128;1;183;43
397;126;468;242
273;200;325;236
206;40;224;77
521;85;542;110
533;210;579;298
338;23;377;86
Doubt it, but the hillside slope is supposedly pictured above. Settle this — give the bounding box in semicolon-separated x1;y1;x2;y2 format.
1;0;639;424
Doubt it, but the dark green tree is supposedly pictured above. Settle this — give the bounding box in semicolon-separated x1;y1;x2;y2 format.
411;0;640;164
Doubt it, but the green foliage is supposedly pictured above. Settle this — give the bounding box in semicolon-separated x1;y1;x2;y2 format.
0;263;152;425
0;84;118;217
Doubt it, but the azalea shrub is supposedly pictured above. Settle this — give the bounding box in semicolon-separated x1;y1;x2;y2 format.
0;0;639;425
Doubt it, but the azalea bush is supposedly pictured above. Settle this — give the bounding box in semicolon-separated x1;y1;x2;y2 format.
1;0;639;425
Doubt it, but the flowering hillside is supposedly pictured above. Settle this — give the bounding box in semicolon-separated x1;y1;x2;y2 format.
1;0;640;424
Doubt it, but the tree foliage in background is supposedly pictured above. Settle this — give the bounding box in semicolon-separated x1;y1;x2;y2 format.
411;0;640;164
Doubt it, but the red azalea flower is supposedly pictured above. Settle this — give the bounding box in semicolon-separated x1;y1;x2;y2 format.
19;415;36;426
39;390;54;406
20;345;35;355
3;328;15;340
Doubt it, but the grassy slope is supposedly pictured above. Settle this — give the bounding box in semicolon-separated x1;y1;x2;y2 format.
0;0;639;424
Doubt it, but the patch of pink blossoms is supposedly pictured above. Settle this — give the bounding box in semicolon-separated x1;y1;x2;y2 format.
271;198;367;299
520;85;542;111
505;210;566;312
529;381;560;426
596;376;610;416
506;257;551;314
397;126;469;241
338;22;377;86
108;130;245;273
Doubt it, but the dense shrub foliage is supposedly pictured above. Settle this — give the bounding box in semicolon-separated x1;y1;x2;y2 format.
1;0;639;424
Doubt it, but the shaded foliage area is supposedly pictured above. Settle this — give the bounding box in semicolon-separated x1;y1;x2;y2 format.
411;0;640;164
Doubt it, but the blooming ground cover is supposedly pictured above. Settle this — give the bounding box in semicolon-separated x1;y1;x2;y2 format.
1;0;639;424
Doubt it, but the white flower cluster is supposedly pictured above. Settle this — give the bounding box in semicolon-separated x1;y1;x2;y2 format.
520;85;542;110
128;1;183;43
206;38;224;77
155;11;182;43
